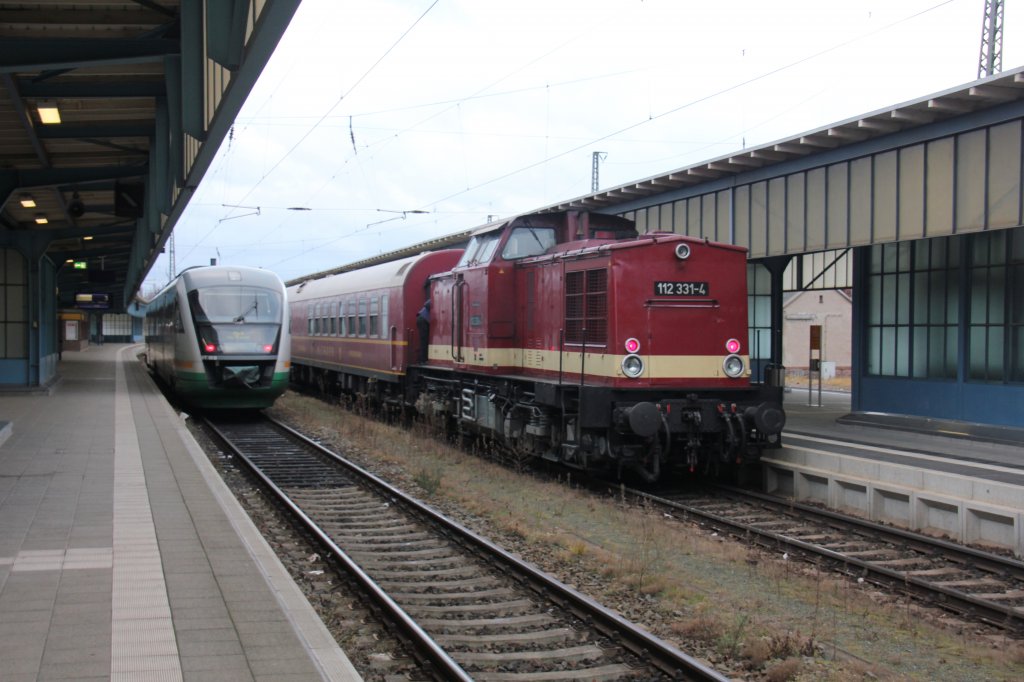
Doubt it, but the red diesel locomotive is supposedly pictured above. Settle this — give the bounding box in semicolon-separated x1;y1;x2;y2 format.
288;211;784;479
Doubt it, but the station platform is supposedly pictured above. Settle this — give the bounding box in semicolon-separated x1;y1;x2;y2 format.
773;387;1024;555
782;387;1024;482
0;344;361;681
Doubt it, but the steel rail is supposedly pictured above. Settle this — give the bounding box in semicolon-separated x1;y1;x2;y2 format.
262;415;730;681
632;485;1024;632
204;418;475;682
721;484;1024;580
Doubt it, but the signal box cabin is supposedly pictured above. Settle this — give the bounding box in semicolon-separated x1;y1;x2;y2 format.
427;212;754;391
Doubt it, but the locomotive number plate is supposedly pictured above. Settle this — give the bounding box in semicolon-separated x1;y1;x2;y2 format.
654;281;709;296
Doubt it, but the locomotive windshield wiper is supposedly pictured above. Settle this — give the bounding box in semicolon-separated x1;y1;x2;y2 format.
233;299;258;323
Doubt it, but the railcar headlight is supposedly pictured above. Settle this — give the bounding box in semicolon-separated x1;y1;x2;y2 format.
723;354;744;378
675;242;691;260
621;354;644;378
624;337;640;354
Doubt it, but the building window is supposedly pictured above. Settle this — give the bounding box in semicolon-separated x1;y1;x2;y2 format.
969;228;1024;383
0;248;28;359
866;238;959;379
102;314;132;338
747;263;772;379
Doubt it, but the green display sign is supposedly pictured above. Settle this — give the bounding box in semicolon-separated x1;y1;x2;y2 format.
73;261;87;270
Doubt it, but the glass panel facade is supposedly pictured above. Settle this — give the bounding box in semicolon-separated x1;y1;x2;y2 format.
865;226;1023;384
747;263;772;376
865;237;959;379
0;248;28;359
969;229;1024;382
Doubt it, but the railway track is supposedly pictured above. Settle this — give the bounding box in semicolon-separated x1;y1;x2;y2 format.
632;484;1024;633
204;414;729;682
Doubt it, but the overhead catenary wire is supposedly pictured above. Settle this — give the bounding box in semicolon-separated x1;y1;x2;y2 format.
178;0;441;266
170;0;962;282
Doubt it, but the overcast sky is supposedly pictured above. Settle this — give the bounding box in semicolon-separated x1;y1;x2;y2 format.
142;0;1024;292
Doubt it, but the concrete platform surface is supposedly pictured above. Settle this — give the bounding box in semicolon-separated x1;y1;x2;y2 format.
0;344;361;682
773;387;1024;555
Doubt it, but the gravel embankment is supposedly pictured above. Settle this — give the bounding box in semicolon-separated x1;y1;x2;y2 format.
218;392;1023;681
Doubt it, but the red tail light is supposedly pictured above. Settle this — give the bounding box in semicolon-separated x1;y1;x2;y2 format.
263;344;274;353
203;343;217;353
725;338;741;354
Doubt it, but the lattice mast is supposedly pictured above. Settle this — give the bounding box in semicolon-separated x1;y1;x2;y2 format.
978;0;1004;78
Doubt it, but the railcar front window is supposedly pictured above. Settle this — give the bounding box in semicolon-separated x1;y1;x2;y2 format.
189;286;282;354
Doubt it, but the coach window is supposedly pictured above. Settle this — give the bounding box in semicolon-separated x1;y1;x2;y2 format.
381;295;389;335
307;304;314;334
358;298;368;336
329;302;337;335
502;226;556;260
338;304;344;337
346;300;355;337
369;297;379;337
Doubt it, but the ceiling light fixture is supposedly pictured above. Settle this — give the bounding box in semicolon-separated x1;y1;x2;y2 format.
36;101;61;124
34;214;48;224
20;194;36;208
83;235;94;241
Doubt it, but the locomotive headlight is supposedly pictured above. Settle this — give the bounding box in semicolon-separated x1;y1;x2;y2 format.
725;338;741;354
723;354;745;378
675;243;691;260
624;337;641;354
621;354;644;378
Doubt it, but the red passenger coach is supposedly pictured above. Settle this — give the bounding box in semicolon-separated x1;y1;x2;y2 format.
287;250;463;397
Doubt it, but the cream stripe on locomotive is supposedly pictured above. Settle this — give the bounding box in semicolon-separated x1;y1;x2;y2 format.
428;345;751;379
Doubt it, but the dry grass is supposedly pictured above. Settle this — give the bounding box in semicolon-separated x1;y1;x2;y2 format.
270;391;1024;681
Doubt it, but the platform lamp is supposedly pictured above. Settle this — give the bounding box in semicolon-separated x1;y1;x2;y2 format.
36;100;61;124
19;194;36;208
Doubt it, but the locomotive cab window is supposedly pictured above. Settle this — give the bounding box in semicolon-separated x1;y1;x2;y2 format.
501;227;556;260
456;233;500;267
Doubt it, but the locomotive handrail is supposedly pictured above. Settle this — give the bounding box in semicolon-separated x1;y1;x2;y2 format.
645;298;720;308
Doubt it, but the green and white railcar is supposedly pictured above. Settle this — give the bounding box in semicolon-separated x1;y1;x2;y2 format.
144;265;291;409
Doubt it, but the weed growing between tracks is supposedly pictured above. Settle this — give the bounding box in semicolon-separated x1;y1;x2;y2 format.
270;391;1024;681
